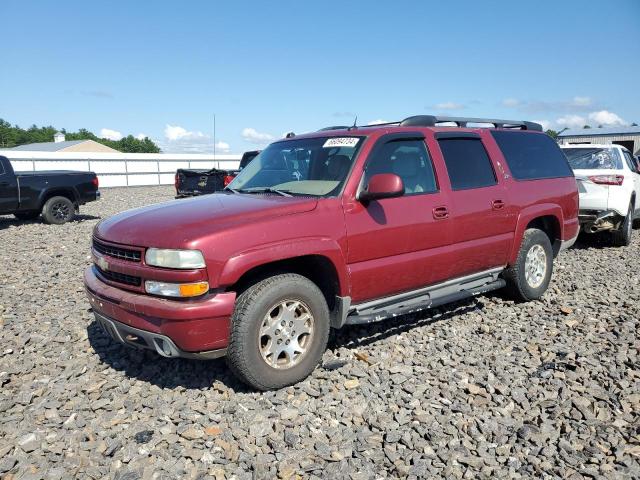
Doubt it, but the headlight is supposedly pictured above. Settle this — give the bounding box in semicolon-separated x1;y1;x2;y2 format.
145;248;206;269
145;280;209;298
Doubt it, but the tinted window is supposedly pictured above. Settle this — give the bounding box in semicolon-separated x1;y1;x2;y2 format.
622;151;637;173
492;131;573;180
563;147;622;170
438;138;496;190
364;140;437;194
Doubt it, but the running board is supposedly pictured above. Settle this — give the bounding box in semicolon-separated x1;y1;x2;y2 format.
345;268;505;325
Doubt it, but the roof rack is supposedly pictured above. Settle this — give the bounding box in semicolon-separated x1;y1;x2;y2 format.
399;115;543;131
318;115;543;132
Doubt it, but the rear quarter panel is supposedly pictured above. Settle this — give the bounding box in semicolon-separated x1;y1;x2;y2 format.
504;177;579;263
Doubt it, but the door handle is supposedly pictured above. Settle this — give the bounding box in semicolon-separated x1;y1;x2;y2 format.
433;206;449;219
492;199;505;210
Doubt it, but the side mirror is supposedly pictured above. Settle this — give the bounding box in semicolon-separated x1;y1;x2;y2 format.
359;173;404;202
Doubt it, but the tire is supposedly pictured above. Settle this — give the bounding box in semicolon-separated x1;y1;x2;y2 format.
612;201;634;247
14;210;41;220
503;228;554;302
226;273;330;390
42;196;75;225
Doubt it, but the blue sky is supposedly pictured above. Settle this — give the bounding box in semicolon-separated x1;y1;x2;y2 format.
1;0;639;153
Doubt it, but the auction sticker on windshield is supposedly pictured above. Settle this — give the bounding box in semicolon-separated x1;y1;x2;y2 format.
323;137;360;148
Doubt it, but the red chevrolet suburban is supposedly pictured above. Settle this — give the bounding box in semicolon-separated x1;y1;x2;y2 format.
85;115;579;390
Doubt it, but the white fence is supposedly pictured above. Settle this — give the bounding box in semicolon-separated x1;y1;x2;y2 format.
3;151;242;187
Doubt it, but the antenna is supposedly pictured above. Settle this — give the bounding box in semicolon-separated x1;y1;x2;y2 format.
349;115;358;131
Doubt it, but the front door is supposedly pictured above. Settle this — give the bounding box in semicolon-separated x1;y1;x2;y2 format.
344;134;452;303
0;162;18;214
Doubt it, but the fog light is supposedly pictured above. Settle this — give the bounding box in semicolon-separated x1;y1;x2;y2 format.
145;280;209;298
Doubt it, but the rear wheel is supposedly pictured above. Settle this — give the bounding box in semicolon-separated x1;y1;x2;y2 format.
14;210;41;221
612;200;634;246
42;196;75;225
226;274;330;390
503;228;553;302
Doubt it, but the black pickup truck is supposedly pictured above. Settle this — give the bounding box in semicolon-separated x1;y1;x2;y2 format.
175;150;259;198
0;155;100;224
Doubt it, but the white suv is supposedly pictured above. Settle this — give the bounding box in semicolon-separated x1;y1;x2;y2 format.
562;144;640;246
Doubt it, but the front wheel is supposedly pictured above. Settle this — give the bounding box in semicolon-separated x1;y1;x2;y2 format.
503;228;553;302
612;201;634;246
226;274;330;390
42;196;75;225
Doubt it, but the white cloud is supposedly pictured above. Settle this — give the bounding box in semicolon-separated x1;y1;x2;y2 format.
571;96;592;107
164;124;206;141
556;115;587;129
587;110;626;127
135;133;147;140
242;127;274;144
553;110;626;130
434;102;464;110
160;124;222;153
214;141;230;152
367;119;390;125
100;128;123;141
503;96;597;113
533;119;551;131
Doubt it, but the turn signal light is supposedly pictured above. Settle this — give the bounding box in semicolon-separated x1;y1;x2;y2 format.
178;282;210;297
223;175;235;187
145;280;209;298
588;175;624;186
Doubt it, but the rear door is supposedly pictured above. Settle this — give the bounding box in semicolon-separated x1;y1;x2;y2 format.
343;133;453;303
622;149;640;215
434;132;514;278
0;159;19;214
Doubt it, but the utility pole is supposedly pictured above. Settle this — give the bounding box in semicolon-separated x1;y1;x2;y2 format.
213;114;216;160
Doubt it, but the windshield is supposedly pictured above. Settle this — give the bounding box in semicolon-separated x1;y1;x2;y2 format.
563;147;622;170
228;136;363;196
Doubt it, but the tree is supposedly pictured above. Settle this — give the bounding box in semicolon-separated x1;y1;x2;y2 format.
583;125;591;129
546;129;559;139
632;122;638;127
0;118;161;153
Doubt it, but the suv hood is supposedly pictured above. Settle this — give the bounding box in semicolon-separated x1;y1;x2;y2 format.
95;193;318;247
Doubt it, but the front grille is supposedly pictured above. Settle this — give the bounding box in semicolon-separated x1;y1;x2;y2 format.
93;238;141;262
96;266;141;287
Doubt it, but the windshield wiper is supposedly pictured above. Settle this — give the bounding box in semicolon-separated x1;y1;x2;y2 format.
223;186;240;194
238;187;292;197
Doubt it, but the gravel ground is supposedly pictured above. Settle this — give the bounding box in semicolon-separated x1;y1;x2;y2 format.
0;186;639;479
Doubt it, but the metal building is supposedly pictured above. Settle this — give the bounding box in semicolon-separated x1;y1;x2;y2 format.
557;126;640;155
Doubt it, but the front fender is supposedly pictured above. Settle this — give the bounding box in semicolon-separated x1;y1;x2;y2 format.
216;237;350;296
508;203;563;265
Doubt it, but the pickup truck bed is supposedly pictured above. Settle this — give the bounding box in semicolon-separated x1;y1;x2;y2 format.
0;155;100;224
175;150;259;198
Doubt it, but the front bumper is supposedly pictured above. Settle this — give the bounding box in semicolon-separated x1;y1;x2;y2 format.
84;266;236;355
95;311;226;359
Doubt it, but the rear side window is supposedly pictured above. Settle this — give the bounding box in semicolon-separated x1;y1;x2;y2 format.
492;131;573;180
438;138;496;190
